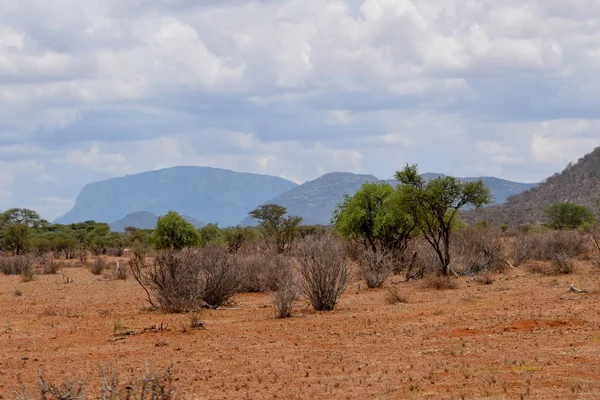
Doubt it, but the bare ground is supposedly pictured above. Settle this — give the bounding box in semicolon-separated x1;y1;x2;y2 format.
1;259;600;399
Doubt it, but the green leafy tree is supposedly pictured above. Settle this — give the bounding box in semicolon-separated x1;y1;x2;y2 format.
249;204;302;254
70;221;110;261
0;208;46;255
395;165;492;276
198;223;225;247
152;211;199;250
545;202;595;230
332;182;416;253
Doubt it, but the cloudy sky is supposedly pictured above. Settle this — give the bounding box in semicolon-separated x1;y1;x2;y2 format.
2;0;600;220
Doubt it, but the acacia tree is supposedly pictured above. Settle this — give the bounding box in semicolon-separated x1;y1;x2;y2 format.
0;208;46;255
544;202;594;230
395;165;491;276
332;182;416;253
249;204;302;254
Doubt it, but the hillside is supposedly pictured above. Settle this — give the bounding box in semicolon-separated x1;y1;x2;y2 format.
466;147;600;226
56;166;298;227
241;172;379;226
109;211;204;232
242;172;537;226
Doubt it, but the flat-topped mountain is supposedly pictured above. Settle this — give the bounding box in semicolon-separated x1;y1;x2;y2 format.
56;166;298;226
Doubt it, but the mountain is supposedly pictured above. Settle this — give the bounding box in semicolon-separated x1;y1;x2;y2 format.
56;166;298;227
242;172;538;226
109;211;204;232
466;147;600;226
241;172;380;226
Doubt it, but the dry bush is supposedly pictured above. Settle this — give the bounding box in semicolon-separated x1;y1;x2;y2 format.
0;256;34;276
40;255;60;275
297;235;348;311
582;226;600;270
268;256;299;318
90;257;107;276
130;247;240;312
405;240;440;280
357;249;394;288
386;287;408;304
453;226;506;275
422;275;458;290
478;273;494;285
130;250;205;313
196;245;240;307
235;253;271;292
16;367;174;400
513;231;585;267
513;234;535;267
552;253;576;275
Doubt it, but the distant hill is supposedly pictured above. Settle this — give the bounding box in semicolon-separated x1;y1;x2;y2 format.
241;172;379;226
466;147;600;226
242;172;538;226
56;166;298;227
109;211;204;232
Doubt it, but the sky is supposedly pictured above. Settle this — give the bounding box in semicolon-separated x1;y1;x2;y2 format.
2;0;600;220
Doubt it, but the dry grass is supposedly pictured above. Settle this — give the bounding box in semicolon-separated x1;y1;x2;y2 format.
422;275;459;290
385;287;408;304
90;257;107;276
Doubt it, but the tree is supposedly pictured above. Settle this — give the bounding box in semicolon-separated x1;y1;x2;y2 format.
248;204;302;254
70;221;110;261
152;211;199;250
332;182;416;253
2;223;31;255
198;223;225;247
0;208;46;228
395;165;492;276
0;208;46;255
545;202;595;230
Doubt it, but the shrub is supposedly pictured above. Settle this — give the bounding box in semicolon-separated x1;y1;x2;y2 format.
40;255;60;274
422;275;458;290
405;240;440;280
130;250;205;313
21;268;36;282
16;367;174;400
90;257;107;275
453;226;506;275
513;231;585;266
552;253;575;275
297;235;348;311
357;249;394;288
235;253;270;293
0;256;34;276
196;245;240;307
513;234;535;267
268;255;299;318
385;287;408;304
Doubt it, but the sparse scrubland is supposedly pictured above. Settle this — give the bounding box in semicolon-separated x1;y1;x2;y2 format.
2;167;600;398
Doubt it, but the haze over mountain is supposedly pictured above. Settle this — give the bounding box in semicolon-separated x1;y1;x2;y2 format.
109;211;204;232
242;172;538;226
56;167;298;227
466;147;600;227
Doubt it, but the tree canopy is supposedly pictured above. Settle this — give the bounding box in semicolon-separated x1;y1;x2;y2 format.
249;204;302;254
395;164;492;275
152;211;199;250
545;202;595;230
332;182;416;253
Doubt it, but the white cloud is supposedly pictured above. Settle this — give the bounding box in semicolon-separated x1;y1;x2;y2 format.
1;0;600;219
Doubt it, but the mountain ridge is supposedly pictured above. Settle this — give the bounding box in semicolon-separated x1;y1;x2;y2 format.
56;166;298;226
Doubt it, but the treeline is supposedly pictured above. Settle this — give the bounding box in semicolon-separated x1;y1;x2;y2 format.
0;207;328;260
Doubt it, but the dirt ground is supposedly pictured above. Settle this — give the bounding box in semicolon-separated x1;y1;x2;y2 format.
1;258;600;399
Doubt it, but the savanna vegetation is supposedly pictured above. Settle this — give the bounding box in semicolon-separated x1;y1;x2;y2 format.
3;164;600;398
